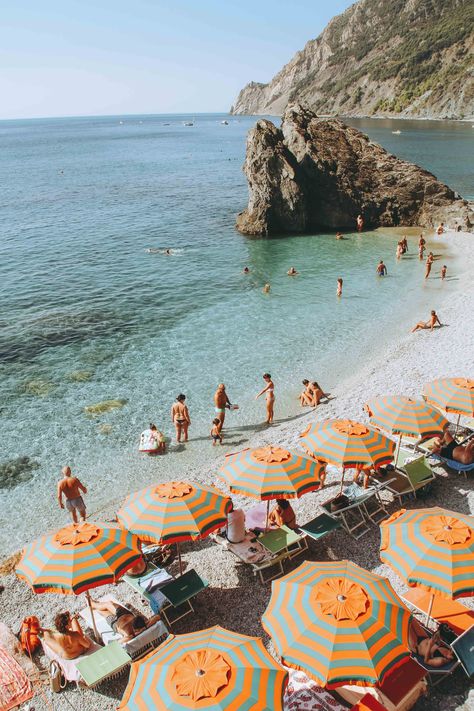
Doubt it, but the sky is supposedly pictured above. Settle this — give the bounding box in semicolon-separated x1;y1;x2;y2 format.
0;0;355;120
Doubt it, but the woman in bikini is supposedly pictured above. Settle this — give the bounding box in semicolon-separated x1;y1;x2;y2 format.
409;618;454;668
171;394;190;443
256;373;275;424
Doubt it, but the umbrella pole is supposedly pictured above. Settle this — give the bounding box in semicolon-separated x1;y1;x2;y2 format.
454;414;460;437
339;468;345;493
85;590;100;643
426;593;434;628
265;500;270;532
395;434;402;468
177;542;183;576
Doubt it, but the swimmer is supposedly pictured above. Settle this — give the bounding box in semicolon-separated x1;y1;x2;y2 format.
164;249;171;255
401;237;408;253
436;222;445;235
396;242;403;260
376;260;388;276
263;283;271;293
243;266;250;274
145;248;161;254
356;214;364;232
336;277;343;297
441;265;447;280
418;234;426;249
335;232;344;240
287;266;298;276
419;243;425;260
411;310;442;332
425;252;434;279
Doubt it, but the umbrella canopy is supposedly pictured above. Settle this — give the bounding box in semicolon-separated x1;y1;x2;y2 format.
262;560;411;689
380;507;474;599
217;446;323;500
119;626;288;711
299;419;395;469
117;481;231;545
423;378;474;417
16;522;141;595
365;396;448;440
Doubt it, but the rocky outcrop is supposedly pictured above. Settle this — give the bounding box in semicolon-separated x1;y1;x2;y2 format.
231;0;474;120
236;104;473;235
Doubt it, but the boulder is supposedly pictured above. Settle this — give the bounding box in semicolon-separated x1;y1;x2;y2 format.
236;104;473;235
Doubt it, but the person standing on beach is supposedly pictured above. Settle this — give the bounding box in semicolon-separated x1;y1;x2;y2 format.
171;394;190;443
214;383;233;431
441;265;447;280
419;242;426;260
336;278;343;297
376;260;387;276
411;310;442;332
210;419;223;446
57;467;87;523
425;252;434;279
356;214;364;232
256;373;275;425
436;223;445;235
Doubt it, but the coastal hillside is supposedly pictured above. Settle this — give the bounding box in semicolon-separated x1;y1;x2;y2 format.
231;0;474;120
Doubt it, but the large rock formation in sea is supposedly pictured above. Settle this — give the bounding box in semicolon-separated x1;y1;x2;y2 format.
231;0;474;120
236;104;473;235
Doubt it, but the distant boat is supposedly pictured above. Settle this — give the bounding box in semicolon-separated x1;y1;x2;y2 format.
392;130;401;135
163;123;171;126
183;119;194;126
221;120;229;125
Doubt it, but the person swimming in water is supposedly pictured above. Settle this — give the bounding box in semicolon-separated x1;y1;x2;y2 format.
376;260;388;276
335;232;344;240
441;265;447;280
263;283;271;294
336;278;343;297
243;266;250;274
287;266;298;276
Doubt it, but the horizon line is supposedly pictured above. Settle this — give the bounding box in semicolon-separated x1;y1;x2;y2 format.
0;110;238;123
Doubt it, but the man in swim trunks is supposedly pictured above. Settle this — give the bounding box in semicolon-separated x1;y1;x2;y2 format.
89;599;160;643
431;429;474;465
214;384;233;431
411;310;442;332
376;260;387;276
57;466;87;523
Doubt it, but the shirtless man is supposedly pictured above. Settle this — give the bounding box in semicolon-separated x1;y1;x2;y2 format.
425;252;434;279
287;266;298;276
335;232;344;240
436;222;445;235
411;310;442;332
431;428;474;465
57;467;87;523
376;260;388;276
40;612;92;659
214;383;233;431
89;600;160;643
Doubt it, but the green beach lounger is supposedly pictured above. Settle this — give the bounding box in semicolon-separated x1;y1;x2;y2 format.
299;512;342;541
75;641;131;688
158;569;209;626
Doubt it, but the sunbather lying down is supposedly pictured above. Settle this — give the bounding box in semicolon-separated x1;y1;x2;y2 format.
431;430;474;465
408;618;455;667
40;611;92;659
89;599;160;643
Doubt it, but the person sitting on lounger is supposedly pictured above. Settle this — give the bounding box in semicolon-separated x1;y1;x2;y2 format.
89;600;160;643
225;500;246;544
39;612;92;659
125;555;147;577
431;430;474;465
269;499;297;529
409;618;455;667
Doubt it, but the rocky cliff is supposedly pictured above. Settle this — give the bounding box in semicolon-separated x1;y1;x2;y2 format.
236;104;473;235
231;0;474;120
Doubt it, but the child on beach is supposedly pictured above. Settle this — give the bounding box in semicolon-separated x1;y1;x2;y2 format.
441;265;447;280
210;418;223;445
336;278;343;297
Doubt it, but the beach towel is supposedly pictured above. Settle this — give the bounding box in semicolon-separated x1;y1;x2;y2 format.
283;668;346;711
0;644;33;711
139;568;173;592
227;533;273;564
42;639;100;683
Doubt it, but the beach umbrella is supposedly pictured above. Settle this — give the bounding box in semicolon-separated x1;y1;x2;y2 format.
380;507;474;605
423;378;474;432
262;560;411;689
299;419;395;489
364;396;448;463
119;625;288;711
217;445;323;529
117;481;231;574
16;521;142;638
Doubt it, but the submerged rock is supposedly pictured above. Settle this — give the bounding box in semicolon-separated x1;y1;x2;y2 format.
19;378;55;396
0;456;40;489
84;399;128;416
68;370;94;382
236;104;473;236
98;423;113;434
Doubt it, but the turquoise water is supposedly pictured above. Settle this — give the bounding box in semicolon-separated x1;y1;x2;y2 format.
0;114;471;554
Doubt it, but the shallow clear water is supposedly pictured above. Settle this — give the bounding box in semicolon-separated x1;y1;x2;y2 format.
0;113;471;553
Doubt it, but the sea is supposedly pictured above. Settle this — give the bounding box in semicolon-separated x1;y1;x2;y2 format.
1;113;472;554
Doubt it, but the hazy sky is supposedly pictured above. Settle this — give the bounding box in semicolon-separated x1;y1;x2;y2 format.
1;0;355;119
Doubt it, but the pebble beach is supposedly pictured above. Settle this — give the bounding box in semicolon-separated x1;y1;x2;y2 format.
1;229;473;711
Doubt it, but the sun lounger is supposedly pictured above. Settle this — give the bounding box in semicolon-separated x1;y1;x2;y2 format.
258;525;308;560
215;530;289;584
74;641;131;687
41;637;103;686
373;455;435;504
401;587;474;636
79;594;168;659
336;657;427;711
451;625;474;678
428;453;474;478
321;481;391;539
298;512;342;541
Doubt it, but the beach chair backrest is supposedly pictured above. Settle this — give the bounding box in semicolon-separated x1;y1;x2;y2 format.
404;458;433;486
123;620;168;658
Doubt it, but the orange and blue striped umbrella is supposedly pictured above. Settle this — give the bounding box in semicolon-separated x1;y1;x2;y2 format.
117;481;231;545
299;419;395;469
119;626;288;711
423;378;474;416
380;507;474;599
262;561;411;689
217;446;323;500
365;396;448;440
16;522;141;595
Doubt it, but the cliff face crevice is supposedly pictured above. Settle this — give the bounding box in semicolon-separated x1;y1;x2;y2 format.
236;104;473;236
231;0;474;120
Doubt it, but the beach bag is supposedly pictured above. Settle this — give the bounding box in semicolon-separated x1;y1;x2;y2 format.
49;660;65;693
20;616;41;655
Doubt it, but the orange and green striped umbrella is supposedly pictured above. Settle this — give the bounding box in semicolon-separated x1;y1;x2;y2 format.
299;419;395;469
117;481;231;545
262;560;411;689
380;507;474;599
365;396;448;440
217;446;323;500
423;378;474;417
119;626;288;711
16;521;141;595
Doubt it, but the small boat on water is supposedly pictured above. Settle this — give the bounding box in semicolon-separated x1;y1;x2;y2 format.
183;120;194;126
221;120;229;125
392;130;401;135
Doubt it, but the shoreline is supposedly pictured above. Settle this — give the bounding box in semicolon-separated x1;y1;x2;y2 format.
1;230;473;711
